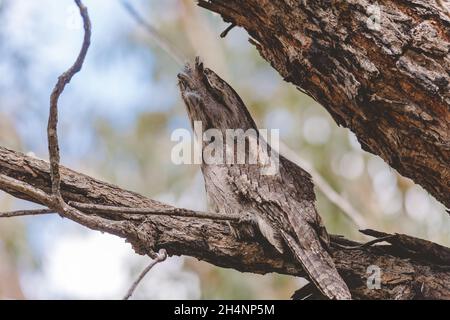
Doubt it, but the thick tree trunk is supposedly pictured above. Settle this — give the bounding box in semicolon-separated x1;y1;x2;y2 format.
1;146;449;299
198;0;450;208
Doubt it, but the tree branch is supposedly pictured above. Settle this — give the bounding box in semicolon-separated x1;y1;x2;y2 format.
119;0;368;229
0;146;449;299
123;249;167;300
1;0;448;300
68;201;242;221
0;208;54;218
120;0;185;66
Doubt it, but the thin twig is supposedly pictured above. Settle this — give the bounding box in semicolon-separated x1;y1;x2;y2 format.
120;0;185;66
0;208;54;218
42;0;127;233
332;235;396;250
69;201;242;221
123;249;168;300
0;199;244;222
48;0;91;199
220;23;236;38
0;174;129;235
279;142;368;229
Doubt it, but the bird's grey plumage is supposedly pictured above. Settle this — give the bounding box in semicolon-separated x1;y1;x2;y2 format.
178;58;351;300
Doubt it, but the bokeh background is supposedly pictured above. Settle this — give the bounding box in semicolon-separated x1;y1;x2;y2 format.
0;0;448;299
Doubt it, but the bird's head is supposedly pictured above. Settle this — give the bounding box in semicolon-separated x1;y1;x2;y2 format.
178;57;257;133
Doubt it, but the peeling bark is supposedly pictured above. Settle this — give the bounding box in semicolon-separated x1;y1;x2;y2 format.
198;0;450;208
1;146;449;299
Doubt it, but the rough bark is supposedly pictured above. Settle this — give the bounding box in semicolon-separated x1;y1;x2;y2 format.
198;0;450;208
1;146;449;299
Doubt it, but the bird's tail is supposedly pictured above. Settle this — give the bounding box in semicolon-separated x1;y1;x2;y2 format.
281;229;351;300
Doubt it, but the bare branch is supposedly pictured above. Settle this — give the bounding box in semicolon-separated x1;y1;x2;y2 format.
220;23;236;38
123;249;168;300
40;0;130;241
0;208;54;218
69;201;241;221
0;200;243;222
0;0;447;299
280;143;368;229
1;147;449;299
48;0;91;199
438;0;450;18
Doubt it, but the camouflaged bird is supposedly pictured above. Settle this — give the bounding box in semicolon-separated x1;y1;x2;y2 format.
178;58;351;300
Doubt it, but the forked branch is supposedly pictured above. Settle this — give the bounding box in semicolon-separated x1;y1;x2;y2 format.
0;0;449;300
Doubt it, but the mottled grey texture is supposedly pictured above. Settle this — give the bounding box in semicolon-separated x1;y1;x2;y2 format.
179;59;351;299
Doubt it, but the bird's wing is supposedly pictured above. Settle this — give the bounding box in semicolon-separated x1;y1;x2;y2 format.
228;159;351;299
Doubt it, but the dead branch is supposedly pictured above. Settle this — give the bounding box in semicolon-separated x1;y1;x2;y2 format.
0;208;54;218
120;1;368;229
0;146;449;299
48;0;91;199
120;0;185;66
123;249;168;300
